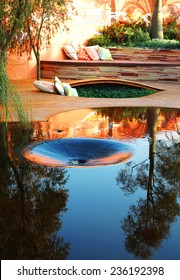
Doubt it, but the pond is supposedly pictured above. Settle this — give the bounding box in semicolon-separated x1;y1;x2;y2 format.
0;106;179;260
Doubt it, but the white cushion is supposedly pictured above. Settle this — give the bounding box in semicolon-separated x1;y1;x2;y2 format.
62;83;78;97
33;80;55;93
62;82;71;95
63;44;78;60
66;87;78;97
54;76;65;95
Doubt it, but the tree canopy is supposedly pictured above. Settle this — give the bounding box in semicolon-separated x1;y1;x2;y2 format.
9;0;72;79
0;0;30;54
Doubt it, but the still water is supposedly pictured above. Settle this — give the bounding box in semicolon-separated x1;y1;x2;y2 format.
0;107;179;260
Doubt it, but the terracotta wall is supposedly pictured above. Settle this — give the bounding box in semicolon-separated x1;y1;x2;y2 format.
7;0;180;80
7;0;112;80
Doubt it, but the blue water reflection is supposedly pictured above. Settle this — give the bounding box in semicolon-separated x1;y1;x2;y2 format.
0;107;179;260
24;138;133;167
61;137;180;260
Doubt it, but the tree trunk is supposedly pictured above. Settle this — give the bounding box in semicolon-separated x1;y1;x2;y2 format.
151;0;164;39
36;55;41;80
147;107;160;192
111;0;116;23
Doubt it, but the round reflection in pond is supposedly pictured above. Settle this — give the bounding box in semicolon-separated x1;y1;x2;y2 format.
23;138;133;167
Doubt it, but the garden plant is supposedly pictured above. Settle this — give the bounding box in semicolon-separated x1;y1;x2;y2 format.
87;16;180;49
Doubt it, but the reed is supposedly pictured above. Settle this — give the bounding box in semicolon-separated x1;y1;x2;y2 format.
0;58;31;129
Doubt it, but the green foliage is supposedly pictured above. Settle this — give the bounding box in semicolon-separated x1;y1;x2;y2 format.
0;1;31;127
0;54;30;128
9;0;71;79
0;55;10;123
0;0;30;52
137;39;180;49
76;84;156;99
163;15;180;40
11;88;31;129
87;16;180;49
88;19;151;47
123;28;150;46
87;35;111;47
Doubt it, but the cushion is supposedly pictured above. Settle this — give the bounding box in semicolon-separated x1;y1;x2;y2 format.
62;83;78;97
70;88;78;97
70;41;80;53
62;82;71;95
33;80;55;93
66;87;78;97
63;44;78;60
98;47;113;60
84;45;100;60
78;47;91;60
54;76;65;95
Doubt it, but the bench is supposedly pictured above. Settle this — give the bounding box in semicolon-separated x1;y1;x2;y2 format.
40;48;180;82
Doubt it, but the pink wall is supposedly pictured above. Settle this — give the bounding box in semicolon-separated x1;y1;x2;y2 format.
7;0;180;80
7;0;112;80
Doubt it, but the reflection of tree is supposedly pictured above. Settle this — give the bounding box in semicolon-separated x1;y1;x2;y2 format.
0;123;70;260
116;108;180;259
96;107;147;138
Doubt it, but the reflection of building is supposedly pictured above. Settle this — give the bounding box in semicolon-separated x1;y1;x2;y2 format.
7;108;180;143
40;108;180;141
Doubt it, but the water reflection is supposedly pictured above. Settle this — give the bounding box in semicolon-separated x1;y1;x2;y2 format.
0;107;179;260
23;138;133;167
48;107;179;140
117;108;180;259
0;124;70;260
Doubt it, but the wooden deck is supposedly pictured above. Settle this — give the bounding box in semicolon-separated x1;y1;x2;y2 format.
2;78;179;122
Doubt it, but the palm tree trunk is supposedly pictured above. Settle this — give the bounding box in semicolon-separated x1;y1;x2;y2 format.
111;0;116;23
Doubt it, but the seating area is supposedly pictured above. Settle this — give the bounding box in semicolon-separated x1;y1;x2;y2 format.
41;48;180;82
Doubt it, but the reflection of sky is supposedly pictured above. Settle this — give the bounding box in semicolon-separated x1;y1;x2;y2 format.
42;108;180;259
59;137;180;260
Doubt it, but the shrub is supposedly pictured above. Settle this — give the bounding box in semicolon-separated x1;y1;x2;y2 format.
137;39;180;49
88;19;150;47
87;16;180;48
87;35;111;47
163;15;179;40
123;28;150;46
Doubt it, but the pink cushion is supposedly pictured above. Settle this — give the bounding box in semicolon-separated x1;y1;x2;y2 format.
85;45;100;60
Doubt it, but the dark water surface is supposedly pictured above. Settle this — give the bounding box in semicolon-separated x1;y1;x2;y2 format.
0;107;179;260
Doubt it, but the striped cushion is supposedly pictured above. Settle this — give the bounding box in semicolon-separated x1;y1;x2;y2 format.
85;45;100;60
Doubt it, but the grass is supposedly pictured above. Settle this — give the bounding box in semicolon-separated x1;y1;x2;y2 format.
0;59;31;129
76;84;157;98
